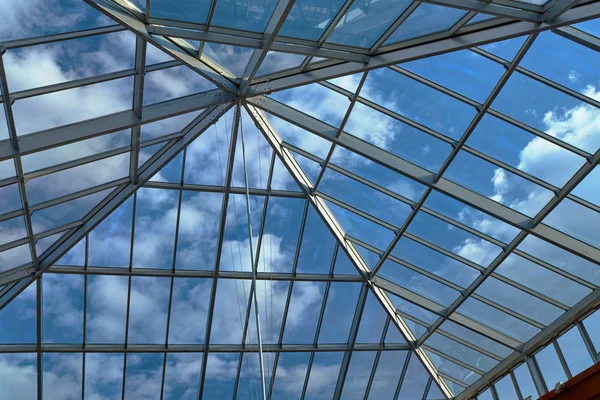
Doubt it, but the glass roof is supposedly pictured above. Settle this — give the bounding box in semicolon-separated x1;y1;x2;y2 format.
1;0;600;399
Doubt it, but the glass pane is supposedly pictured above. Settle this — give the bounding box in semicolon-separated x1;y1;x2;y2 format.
397;354;429;399
128;276;170;344
168;278;211;344
203;43;254;78
369;351;408;399
283;281;326;344
150;0;212;23
271;352;310;399
256;52;305;77
583;309;600;355
163;353;202;399
494;374;519;400
280;0;345;40
43;273;84;343
426;350;481;385
535;344;568;388
356;292;387;343
425;332;498;372
0;216;26;248
544;198;600;249
385;4;466;45
341;351;377;399
210;278;250;344
86;275;128;344
0;283;36;344
143;65;215;105
0;353;37;399
514;362;539;399
327;0;413;48
305;352;343;399
124;353;164;400
84;353;123;400
211;0;279;32
43;353;82;400
318;282;361;343
557;327;593;376
88;197;133;268
296;207;336;274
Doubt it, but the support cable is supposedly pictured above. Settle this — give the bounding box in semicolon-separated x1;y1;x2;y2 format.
240;105;268;400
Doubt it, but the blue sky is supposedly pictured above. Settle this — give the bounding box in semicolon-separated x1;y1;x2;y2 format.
0;0;600;399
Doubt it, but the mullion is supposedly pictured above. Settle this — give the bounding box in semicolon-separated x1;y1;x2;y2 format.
422;376;433;400
393;351;413;400
82;235;89;400
510;370;524;400
553;340;572;380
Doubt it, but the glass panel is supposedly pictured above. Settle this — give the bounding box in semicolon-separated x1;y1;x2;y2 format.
397;354;429;399
0;283;36;344
557;327;593;376
513;362;539;399
326;201;395;250
211;0;279;32
385;324;406;344
269;83;351;127
341;351;377;399
0;243;31;271
56;238;85;266
535;344;568;387
0;216;26;247
13;77;133;136
333;246;359;275
492;72;599;154
467;13;496;25
296;206;336;274
439;321;513;360
279;0;346;40
247;280;289;344
444;151;554;217
574;166;600;207
84;353;124;400
237;352;275;400
88;197;133;268
175;191;222;270
27;153;129;205
168;278;211;344
457;297;540;343
390;236;479;288
518;235;600;286
203;43;254;78
426;350;481;385
574;18;600;38
356;292;387;343
268;114;332;159
495;374;519;400
327;0;413;48
466;114;585;188
43;353;82;400
305;352;343;399
86;275;128;343
0;353;37;399
132;188;178;269
163;353;202;400
141;111;201;143
256;52;305;77
402;50;504;103
425;332;498;372
544;198;600;249
43;273;84;343
283;281;326;344
150;152;182;183
318;282;361;343
520;31;600;102
128;276;170;344
345;103;452;172
369;351;408;399
271;352;310;399
385;4;466;45
150;0;212;23
479;36;527;61
210;278;250;344
0;183;24;214
124;353;164;400
6;31;135;92
202;353;238;399
475;277;563;325
143;65;216;105
231;111;272;189
0;158;15;180
378;259;461;307
362;68;476;140
495;253;590;307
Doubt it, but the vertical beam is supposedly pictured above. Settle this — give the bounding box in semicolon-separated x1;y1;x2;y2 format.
129;36;147;182
245;103;453;398
578;321;599;363
526;356;548;396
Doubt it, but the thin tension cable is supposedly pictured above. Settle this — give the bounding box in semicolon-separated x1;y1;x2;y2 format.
240;104;267;400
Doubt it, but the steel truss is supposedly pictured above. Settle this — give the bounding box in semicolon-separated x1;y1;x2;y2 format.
1;0;600;399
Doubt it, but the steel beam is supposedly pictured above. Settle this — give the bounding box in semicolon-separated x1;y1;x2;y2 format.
82;0;238;93
245;103;454;398
418;0;542;21
246;1;600;96
0;89;234;161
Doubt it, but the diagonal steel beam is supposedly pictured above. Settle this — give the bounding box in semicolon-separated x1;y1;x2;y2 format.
247;95;600;267
82;0;238;93
418;0;542;21
0;103;234;311
245;103;454;399
245;0;600;97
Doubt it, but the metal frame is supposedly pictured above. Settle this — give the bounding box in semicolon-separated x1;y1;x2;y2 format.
1;0;600;399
